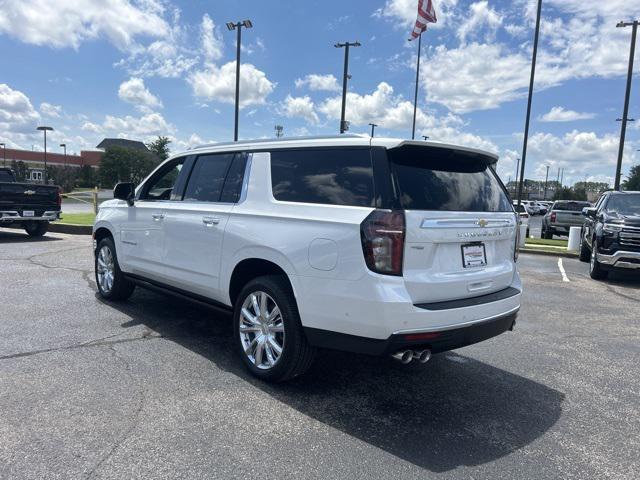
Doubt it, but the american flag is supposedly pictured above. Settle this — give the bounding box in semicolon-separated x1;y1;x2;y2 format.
410;0;437;40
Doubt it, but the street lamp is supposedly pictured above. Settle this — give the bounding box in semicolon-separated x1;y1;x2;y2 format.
335;41;361;133
226;19;253;142
60;143;67;167
368;123;378;137
37;126;53;183
0;143;5;167
422;135;430;141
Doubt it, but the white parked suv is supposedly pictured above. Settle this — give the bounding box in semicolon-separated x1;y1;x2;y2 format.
93;136;522;381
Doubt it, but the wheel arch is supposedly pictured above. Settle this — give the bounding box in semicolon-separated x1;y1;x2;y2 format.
93;223;115;253
226;255;298;307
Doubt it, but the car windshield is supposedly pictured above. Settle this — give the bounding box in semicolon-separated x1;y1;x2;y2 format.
605;194;640;215
553;201;590;212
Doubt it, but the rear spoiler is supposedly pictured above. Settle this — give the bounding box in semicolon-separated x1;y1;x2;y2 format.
388;140;499;165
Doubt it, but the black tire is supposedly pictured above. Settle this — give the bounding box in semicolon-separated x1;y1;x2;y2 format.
579;234;590;262
24;221;49;237
233;275;316;382
589;237;608;280
95;237;135;300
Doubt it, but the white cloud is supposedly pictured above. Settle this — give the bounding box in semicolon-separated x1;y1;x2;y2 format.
118;78;163;111
526;130;638;186
200;13;224;62
457;1;502;43
103;112;175;138
189;61;275;108
280;95;319;124
0;0;169;51
81;122;103;134
40;102;62;118
0;83;40;134
539;107;596;122
295;74;341;92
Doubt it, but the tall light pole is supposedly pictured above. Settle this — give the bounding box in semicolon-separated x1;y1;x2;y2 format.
60;143;67;167
37;126;53;183
226;19;253;142
274;125;283;138
411;33;423;140
543;165;550;200
516;0;542;211
514;157;521;198
422;135;430;141
368;123;378;137
335;41;361;134
615;20;638;190
0;143;5;167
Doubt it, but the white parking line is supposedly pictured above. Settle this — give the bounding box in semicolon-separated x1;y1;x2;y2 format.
557;258;570;282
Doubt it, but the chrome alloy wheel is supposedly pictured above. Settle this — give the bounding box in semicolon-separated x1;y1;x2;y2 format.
96;245;115;294
239;291;285;370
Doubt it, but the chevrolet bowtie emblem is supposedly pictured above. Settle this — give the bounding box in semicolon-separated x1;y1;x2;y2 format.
23;190;36;195
477;219;489;228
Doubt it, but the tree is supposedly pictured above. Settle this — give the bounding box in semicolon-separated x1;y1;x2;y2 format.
146;136;171;161
47;166;77;192
622;165;640;191
99;146;160;188
76;165;98;189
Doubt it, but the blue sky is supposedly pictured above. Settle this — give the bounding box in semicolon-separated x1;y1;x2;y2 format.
1;0;640;186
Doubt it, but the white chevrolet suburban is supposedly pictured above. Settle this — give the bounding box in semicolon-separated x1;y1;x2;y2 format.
93;136;522;381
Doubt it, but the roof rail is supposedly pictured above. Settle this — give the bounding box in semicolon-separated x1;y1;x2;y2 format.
191;134;367;150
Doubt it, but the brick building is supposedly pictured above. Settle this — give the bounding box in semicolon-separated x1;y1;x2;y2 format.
1;147;102;182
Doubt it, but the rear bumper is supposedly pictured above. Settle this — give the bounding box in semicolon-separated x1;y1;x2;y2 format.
304;308;518;356
0;210;59;222
596;250;640;270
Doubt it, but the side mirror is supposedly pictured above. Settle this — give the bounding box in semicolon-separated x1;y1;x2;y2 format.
582;207;596;218
114;182;135;206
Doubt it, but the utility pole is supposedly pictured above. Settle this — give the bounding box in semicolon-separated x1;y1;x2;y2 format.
335;41;360;134
368;123;378;137
60;143;67;167
514;157;521;198
226;19;253;142
37;126;53;183
615;20;638;190
516;0;542;211
411;33;423;140
274;125;283;138
543;165;549;200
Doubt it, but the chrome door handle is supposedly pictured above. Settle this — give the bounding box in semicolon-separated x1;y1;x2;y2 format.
152;213;164;221
202;216;221;226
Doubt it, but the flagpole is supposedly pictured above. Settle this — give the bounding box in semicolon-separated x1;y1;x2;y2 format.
411;33;422;140
516;0;542;211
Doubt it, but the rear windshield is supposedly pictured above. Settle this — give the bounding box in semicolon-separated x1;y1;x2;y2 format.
0;170;15;182
389;148;511;212
553;201;590;212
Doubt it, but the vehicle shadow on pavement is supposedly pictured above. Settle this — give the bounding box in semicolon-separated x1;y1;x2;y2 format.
0;229;62;243
110;289;564;474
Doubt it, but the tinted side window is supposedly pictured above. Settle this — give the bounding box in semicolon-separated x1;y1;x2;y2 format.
183;154;233;203
270;149;374;207
220;153;248;203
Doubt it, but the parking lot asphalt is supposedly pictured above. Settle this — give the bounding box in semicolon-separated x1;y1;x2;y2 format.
1;229;639;480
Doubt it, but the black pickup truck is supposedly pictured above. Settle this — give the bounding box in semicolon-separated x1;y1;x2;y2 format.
0;167;61;237
580;190;640;279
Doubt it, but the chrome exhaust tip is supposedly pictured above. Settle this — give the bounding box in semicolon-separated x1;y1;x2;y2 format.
414;349;432;364
392;350;414;364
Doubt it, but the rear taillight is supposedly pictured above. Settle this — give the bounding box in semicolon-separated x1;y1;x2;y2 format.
360;210;405;276
550;212;556;223
56;188;62;208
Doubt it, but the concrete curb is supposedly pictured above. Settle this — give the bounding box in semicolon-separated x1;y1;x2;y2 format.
50;223;92;235
521;247;579;259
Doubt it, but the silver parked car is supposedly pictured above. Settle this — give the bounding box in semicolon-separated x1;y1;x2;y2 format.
542;200;592;239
